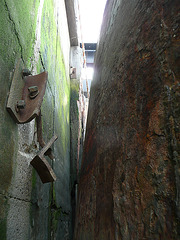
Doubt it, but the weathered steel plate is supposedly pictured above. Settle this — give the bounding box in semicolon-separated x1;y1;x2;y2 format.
30;135;58;183
6;59;48;123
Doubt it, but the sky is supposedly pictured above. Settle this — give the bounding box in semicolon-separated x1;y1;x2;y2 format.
78;0;107;43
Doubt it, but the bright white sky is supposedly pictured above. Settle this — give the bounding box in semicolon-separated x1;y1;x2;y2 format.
79;0;107;43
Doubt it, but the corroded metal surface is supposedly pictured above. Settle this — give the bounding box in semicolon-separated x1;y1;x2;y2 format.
30;135;57;183
6;59;48;123
74;0;180;239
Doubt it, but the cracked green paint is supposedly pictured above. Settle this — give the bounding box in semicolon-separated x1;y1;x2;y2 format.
3;0;40;65
0;0;40;237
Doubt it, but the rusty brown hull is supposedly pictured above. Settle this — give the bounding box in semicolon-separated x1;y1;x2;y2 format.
74;0;180;239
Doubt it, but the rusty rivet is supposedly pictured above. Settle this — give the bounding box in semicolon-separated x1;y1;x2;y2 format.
22;69;31;77
28;86;39;99
15;100;26;112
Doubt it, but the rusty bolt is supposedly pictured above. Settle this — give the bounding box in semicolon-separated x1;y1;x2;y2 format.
22;69;31;77
15;100;26;112
28;86;39;99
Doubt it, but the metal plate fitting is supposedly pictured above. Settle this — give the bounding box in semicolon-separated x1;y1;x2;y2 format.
30;135;58;183
6;59;47;123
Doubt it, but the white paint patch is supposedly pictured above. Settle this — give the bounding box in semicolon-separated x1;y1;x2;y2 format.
31;0;45;74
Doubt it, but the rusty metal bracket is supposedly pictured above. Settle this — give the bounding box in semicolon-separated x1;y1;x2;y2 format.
6;59;47;123
6;59;58;183
30;135;58;183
